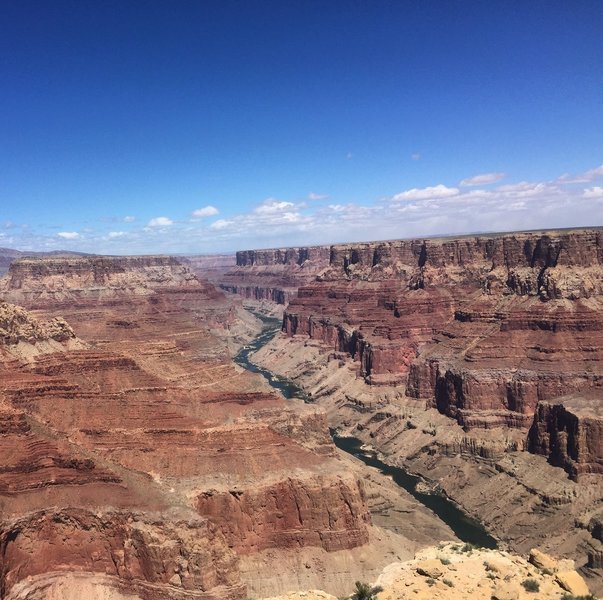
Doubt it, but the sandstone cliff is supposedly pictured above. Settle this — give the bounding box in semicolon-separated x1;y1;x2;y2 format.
184;254;236;283
218;246;330;305
250;228;603;594
0;255;412;597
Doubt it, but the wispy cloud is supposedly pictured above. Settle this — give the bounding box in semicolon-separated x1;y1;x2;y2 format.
460;172;506;186
308;192;329;201
124;216;136;223
210;219;232;230
557;164;603;184
411;153;421;161
147;216;173;227
254;199;295;214
191;205;219;218
4;163;603;254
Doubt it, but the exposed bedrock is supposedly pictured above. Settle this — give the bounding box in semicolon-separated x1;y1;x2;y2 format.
235;247;331;267
196;475;370;554
0;255;391;597
184;254;236;283
0;508;245;600
281;231;603;454
249;229;603;592
217;246;331;305
1;256;208;308
321;229;603;298
528;394;603;477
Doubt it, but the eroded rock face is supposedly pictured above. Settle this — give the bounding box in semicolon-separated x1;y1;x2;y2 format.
196;475;370;554
184;254;237;283
0;255;375;597
1;509;243;600
218;246;331;305
1;256;203;306
528;394;603;477
0;301;76;346
281;231;603;461
250;229;603;594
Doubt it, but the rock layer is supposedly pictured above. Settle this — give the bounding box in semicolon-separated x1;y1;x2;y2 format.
249;229;603;594
0;255;388;598
218;246;330;305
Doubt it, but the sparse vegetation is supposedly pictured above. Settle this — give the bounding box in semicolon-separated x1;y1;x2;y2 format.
426;578;436;586
349;581;383;600
521;578;540;592
439;556;451;565
442;578;454;587
460;542;478;553
561;595;596;600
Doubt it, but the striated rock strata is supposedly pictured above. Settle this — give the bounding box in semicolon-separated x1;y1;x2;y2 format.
218;246;330;306
250;229;603;594
0;255;424;598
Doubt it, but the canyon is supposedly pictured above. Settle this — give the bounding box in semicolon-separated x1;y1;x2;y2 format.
0;229;601;599
223;229;603;595
0;254;451;599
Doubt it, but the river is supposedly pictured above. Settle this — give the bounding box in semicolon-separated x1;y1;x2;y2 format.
235;312;497;549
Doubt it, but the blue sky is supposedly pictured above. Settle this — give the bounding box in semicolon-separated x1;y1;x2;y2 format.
1;0;602;254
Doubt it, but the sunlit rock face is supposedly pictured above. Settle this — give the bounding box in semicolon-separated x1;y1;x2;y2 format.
0;255;373;598
281;230;603;458
245;229;602;595
218;246;331;305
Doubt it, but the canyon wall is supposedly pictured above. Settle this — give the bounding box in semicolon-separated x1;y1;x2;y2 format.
0;255;398;597
218;246;330;305
184;254;236;283
250;229;603;593
282;230;603;445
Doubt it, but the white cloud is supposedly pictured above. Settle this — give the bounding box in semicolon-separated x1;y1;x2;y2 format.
460;172;506;186
192;205;219;218
210;219;232;230
147;217;173;227
391;184;459;202
4;163;603;255
584;186;603;199
254;199;295;214
123;216;136;222
308;192;329;201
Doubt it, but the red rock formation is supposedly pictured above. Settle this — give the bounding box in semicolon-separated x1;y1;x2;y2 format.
528;394;603;477
279;229;603;478
0;509;244;600
196;475;370;554
185;254;237;283
0;256;373;596
218;246;331;305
